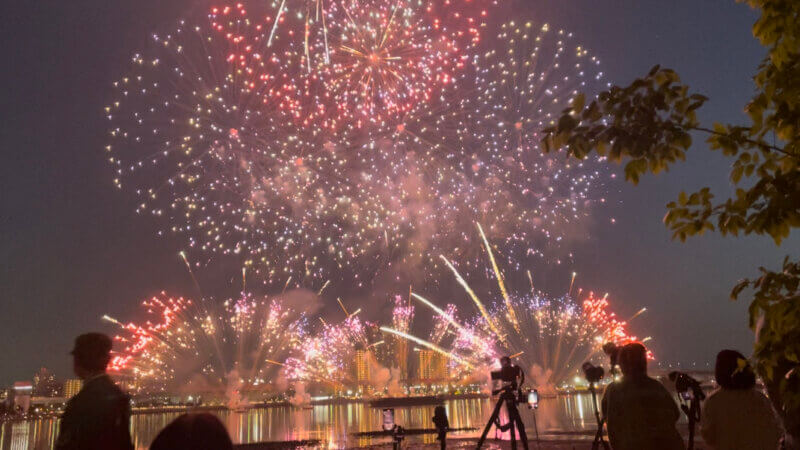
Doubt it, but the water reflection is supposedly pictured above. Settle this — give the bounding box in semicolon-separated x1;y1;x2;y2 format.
1;394;602;449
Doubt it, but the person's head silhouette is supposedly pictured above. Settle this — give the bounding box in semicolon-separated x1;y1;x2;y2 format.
715;349;756;390
70;333;112;379
619;342;648;379
150;413;233;450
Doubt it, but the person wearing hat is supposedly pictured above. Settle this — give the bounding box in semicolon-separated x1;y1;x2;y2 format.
55;332;133;450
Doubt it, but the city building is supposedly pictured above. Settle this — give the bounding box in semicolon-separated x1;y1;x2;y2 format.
12;382;33;414
33;367;60;397
353;349;371;384
64;379;83;399
418;350;448;382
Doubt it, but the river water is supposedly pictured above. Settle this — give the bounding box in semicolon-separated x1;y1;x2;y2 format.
1;394;604;449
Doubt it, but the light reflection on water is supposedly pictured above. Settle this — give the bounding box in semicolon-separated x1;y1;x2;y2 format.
1;394;600;449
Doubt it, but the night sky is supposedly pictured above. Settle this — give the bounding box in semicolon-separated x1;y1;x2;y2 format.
1;0;795;385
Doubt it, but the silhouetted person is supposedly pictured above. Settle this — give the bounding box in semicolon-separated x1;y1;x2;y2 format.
432;405;449;450
56;333;133;450
150;413;233;450
701;349;782;450
602;342;684;450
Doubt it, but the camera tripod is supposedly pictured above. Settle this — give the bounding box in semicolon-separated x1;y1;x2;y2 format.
476;386;529;450
588;382;611;450
670;371;705;450
678;386;704;450
681;395;701;450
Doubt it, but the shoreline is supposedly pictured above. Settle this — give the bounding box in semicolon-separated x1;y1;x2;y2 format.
233;438;605;449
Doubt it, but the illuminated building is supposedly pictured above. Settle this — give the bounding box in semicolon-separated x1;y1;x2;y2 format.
64;379;83;399
418;350;448;381
33;367;60;397
353;349;370;384
391;294;414;381
12;382;32;414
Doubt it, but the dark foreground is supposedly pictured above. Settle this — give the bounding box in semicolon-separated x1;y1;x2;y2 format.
235;439;588;449
235;437;709;449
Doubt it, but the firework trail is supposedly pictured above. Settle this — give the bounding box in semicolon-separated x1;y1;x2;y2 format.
427;300;457;345
389;226;643;387
106;292;309;396
390;293;415;378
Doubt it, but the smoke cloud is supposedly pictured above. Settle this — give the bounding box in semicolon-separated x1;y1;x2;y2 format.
288;381;311;407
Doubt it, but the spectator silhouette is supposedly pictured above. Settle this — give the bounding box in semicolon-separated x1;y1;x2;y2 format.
432;405;449;450
701;349;782;450
56;333;133;450
150;413;233;450
602;342;685;450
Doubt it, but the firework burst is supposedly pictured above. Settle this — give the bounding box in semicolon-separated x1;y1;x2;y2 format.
283;311;373;384
356;19;615;273
259;0;492;70
385;225;643;387
318;0;463;125
106;292;309;396
106;13;441;285
433;20;612;267
107;12;612;287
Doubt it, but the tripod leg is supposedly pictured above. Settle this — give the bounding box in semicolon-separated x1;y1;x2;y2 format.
477;398;505;450
592;423;611;450
509;412;517;450
508;402;529;450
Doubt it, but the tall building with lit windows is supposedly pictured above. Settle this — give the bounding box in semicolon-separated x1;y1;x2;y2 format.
418;350;448;381
33;367;60;397
64;379;83;399
353;349;371;383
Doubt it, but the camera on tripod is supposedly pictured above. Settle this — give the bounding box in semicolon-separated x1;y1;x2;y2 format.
582;362;605;384
669;371;705;401
490;358;523;392
581;360;610;450
668;371;705;450
491;365;520;384
477;357;532;450
490;363;532;405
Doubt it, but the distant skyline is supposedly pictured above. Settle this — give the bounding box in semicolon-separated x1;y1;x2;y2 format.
1;0;796;385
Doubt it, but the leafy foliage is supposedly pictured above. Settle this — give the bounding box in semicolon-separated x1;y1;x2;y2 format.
544;64;798;244
733;258;800;393
734;257;800;442
543;0;800;444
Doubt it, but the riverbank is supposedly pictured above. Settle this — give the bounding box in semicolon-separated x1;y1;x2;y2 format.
237;437;709;450
234;438;600;449
359;439;588;449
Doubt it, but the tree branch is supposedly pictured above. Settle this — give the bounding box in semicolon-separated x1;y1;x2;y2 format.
691;126;798;158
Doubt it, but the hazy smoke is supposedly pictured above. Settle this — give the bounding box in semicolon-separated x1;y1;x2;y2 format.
225;369;248;410
366;353;405;397
529;364;556;395
288;382;311;407
387;367;404;397
274;288;324;316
